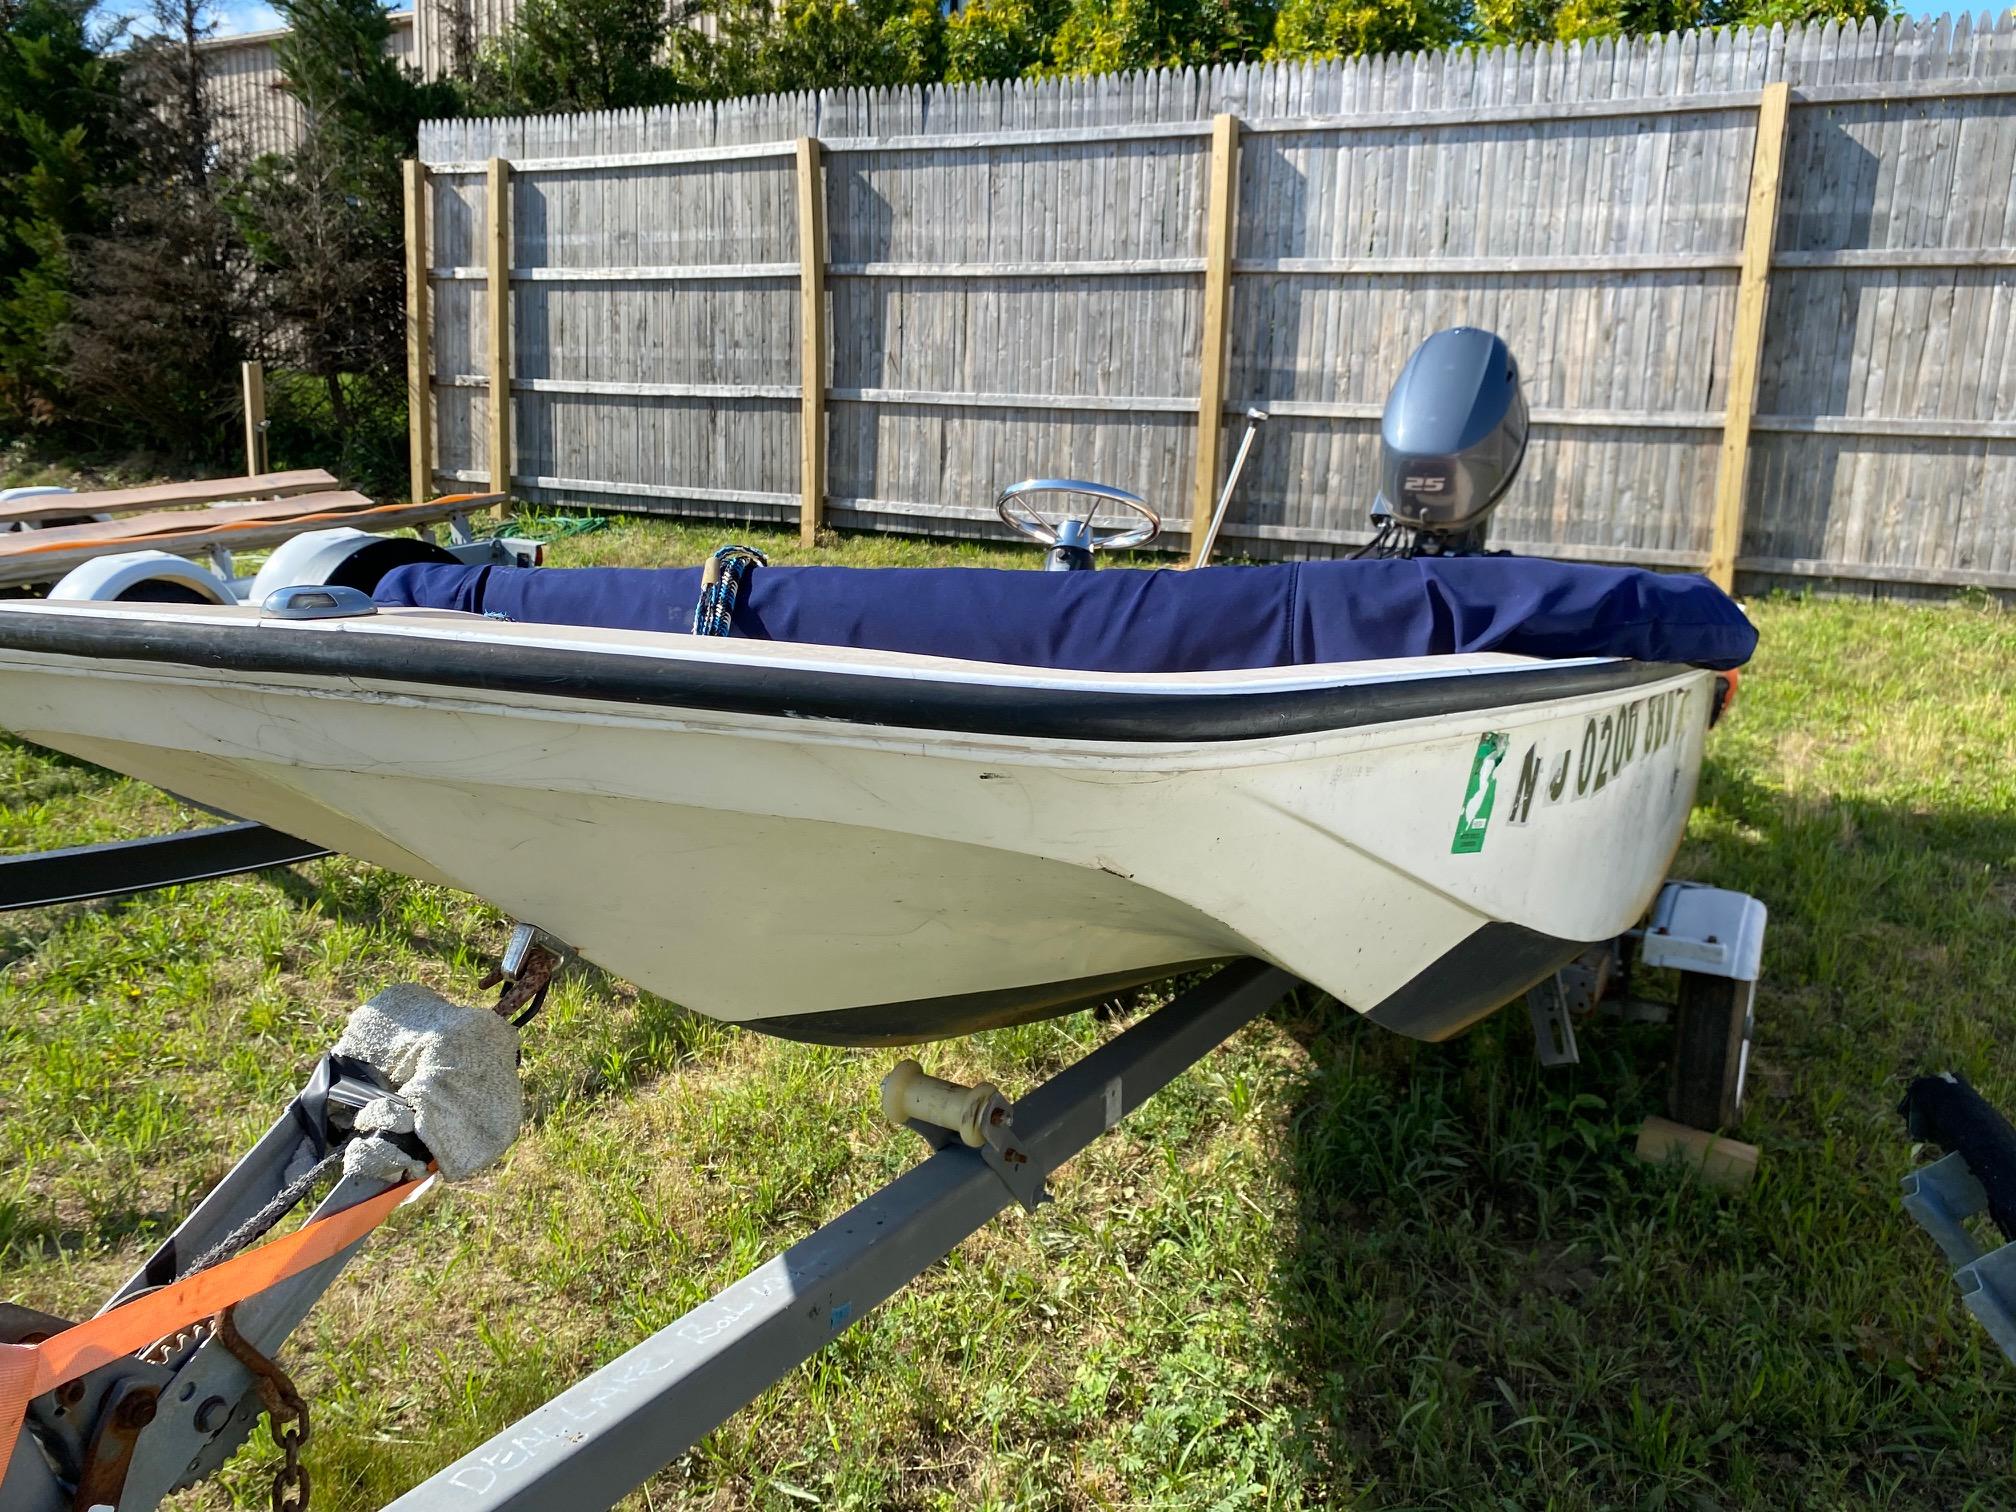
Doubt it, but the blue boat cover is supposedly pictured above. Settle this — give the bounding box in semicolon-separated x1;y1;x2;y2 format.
374;557;1757;673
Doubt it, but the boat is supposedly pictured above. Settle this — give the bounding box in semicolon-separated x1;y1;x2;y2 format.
0;329;1756;1046
0;331;1764;1511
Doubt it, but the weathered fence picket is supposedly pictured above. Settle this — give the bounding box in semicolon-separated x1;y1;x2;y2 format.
415;16;2016;590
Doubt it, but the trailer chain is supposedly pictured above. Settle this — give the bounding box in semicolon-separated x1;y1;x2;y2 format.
215;1304;312;1512
126;1151;345;1369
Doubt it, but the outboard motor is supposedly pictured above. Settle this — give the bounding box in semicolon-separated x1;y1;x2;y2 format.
1367;327;1528;558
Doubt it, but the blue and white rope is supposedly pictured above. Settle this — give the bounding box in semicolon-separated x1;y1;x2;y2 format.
692;544;768;636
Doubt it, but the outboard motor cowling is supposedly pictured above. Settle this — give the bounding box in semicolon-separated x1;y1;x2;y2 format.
1372;327;1528;556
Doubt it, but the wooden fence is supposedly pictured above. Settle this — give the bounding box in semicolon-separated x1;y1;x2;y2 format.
411;15;2016;591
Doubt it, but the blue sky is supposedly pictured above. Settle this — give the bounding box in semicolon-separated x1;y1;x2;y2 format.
119;0;1955;39
101;0;288;38
215;0;285;31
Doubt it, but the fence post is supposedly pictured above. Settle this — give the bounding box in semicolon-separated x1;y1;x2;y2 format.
1190;113;1240;564
405;159;434;506
797;137;829;548
486;156;513;502
239;361;267;476
1705;81;1790;591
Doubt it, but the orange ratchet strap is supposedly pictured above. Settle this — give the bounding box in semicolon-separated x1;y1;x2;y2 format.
0;1176;422;1483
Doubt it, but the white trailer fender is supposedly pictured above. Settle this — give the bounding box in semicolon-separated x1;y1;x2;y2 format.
248;527;458;601
47;550;236;603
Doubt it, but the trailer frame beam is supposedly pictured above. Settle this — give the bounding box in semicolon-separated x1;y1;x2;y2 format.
385;959;1293;1512
0;822;328;913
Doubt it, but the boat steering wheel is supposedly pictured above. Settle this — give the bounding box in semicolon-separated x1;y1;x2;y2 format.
995;479;1162;558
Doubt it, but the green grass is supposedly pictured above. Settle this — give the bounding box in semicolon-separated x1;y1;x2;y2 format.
3;517;2013;1509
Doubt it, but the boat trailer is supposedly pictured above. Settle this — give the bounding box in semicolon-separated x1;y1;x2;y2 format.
0;823;329;914
1;873;1780;1512
0;955;1295;1511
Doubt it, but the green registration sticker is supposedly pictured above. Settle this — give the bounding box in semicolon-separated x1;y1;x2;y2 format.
1452;732;1509;855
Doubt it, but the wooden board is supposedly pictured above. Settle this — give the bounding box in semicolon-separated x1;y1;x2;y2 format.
486;157;512;497
240;363;268;476
1706;82;1790;590
0;471;339;527
797;137;828;546
1635;1115;1760;1191
406;159;435;508
0;491;376;553
1191;114;1240;563
0;494;506;591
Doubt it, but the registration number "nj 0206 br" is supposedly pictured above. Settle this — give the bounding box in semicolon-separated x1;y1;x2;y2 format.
1505;686;1691;827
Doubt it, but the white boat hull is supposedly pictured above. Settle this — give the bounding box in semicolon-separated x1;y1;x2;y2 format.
0;603;1713;1042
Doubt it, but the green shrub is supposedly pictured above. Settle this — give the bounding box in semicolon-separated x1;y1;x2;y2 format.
261;369;407;499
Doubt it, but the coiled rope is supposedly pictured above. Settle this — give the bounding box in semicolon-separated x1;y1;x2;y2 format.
692;544;767;636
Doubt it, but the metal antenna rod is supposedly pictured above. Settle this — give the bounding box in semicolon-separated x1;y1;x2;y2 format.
1193;408;1268;568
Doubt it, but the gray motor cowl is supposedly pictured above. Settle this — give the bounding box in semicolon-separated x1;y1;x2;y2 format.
1374;327;1529;545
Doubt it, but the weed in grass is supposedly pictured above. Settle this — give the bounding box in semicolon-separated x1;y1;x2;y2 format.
1;529;2012;1509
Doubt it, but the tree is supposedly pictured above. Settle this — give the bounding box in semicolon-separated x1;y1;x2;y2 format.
234;0;457;486
1047;0;1269;74
1731;0;1888;26
272;0;458;148
946;0;1066;82
1268;0;1466;59
0;0;124;426
1476;0;1888;42
60;0;252;457
470;0;703;113
704;0;946;96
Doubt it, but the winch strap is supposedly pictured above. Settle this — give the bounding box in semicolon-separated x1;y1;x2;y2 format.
0;1176;421;1483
